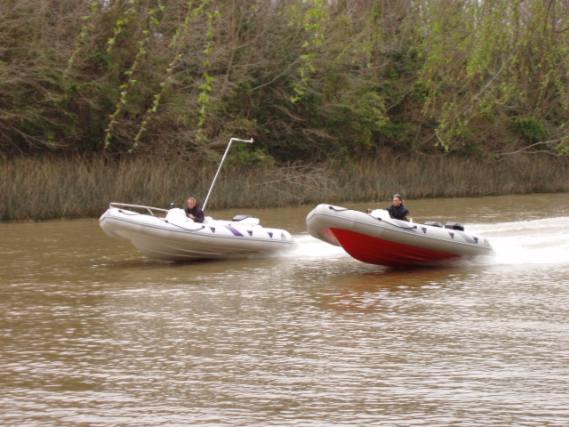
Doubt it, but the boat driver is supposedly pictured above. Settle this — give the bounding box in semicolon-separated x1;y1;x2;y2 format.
184;197;205;223
387;194;409;221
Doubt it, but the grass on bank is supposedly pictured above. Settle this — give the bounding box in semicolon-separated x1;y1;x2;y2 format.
1;154;568;221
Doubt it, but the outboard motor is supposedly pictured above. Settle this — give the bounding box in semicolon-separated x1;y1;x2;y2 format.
444;222;465;231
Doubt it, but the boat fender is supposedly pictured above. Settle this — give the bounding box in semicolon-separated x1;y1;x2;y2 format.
449;232;455;239
445;222;465;231
268;232;273;238
210;226;216;233
425;221;443;228
247;230;253;236
421;227;427;234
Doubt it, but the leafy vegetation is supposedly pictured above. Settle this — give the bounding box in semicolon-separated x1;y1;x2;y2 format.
2;0;569;161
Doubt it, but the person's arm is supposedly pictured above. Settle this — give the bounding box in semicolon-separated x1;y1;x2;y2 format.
195;208;205;223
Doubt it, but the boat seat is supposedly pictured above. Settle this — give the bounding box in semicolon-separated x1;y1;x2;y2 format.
444;222;465;231
424;221;443;228
166;208;188;222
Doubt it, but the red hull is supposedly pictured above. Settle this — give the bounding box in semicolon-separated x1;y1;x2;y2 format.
330;228;459;267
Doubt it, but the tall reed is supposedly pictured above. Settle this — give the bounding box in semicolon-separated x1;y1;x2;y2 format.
1;155;568;221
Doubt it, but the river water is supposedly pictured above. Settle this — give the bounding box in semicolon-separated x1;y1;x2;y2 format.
1;194;569;426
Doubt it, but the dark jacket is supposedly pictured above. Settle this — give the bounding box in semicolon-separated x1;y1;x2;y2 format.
387;203;409;221
185;205;205;223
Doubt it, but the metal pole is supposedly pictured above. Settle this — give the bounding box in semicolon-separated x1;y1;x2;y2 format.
202;137;253;211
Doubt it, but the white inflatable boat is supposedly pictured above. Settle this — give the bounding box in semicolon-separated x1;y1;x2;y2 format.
100;203;295;261
306;204;493;267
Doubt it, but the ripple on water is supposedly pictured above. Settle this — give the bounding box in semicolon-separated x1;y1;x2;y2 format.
2;209;569;425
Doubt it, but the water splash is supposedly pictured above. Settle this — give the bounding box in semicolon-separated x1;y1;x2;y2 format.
287;234;347;259
466;217;569;266
289;217;569;267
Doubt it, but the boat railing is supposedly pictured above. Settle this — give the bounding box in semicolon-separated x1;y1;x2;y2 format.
109;202;169;217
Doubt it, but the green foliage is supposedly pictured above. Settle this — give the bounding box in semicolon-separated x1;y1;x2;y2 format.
2;0;569;159
131;0;206;152
196;4;219;143
288;0;328;103
66;0;100;76
229;145;275;167
103;0;165;150
511;116;548;143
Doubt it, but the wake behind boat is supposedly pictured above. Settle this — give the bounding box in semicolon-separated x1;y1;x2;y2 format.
100;203;294;260
306;204;493;267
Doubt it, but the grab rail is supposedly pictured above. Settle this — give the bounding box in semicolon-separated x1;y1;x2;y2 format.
109;202;169;217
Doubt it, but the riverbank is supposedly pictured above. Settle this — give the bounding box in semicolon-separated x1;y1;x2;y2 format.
1;154;568;221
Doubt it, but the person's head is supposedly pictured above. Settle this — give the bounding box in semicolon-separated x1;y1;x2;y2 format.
392;194;403;207
186;197;197;209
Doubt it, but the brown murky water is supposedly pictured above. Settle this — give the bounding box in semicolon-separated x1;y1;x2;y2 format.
2;194;569;426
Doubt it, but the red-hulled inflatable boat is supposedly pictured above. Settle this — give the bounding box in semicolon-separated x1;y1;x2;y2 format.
306;204;493;267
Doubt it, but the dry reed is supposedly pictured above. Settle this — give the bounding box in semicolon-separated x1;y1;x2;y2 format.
1;155;568;221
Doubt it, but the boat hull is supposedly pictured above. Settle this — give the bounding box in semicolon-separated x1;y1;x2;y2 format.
100;206;295;261
306;204;493;267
